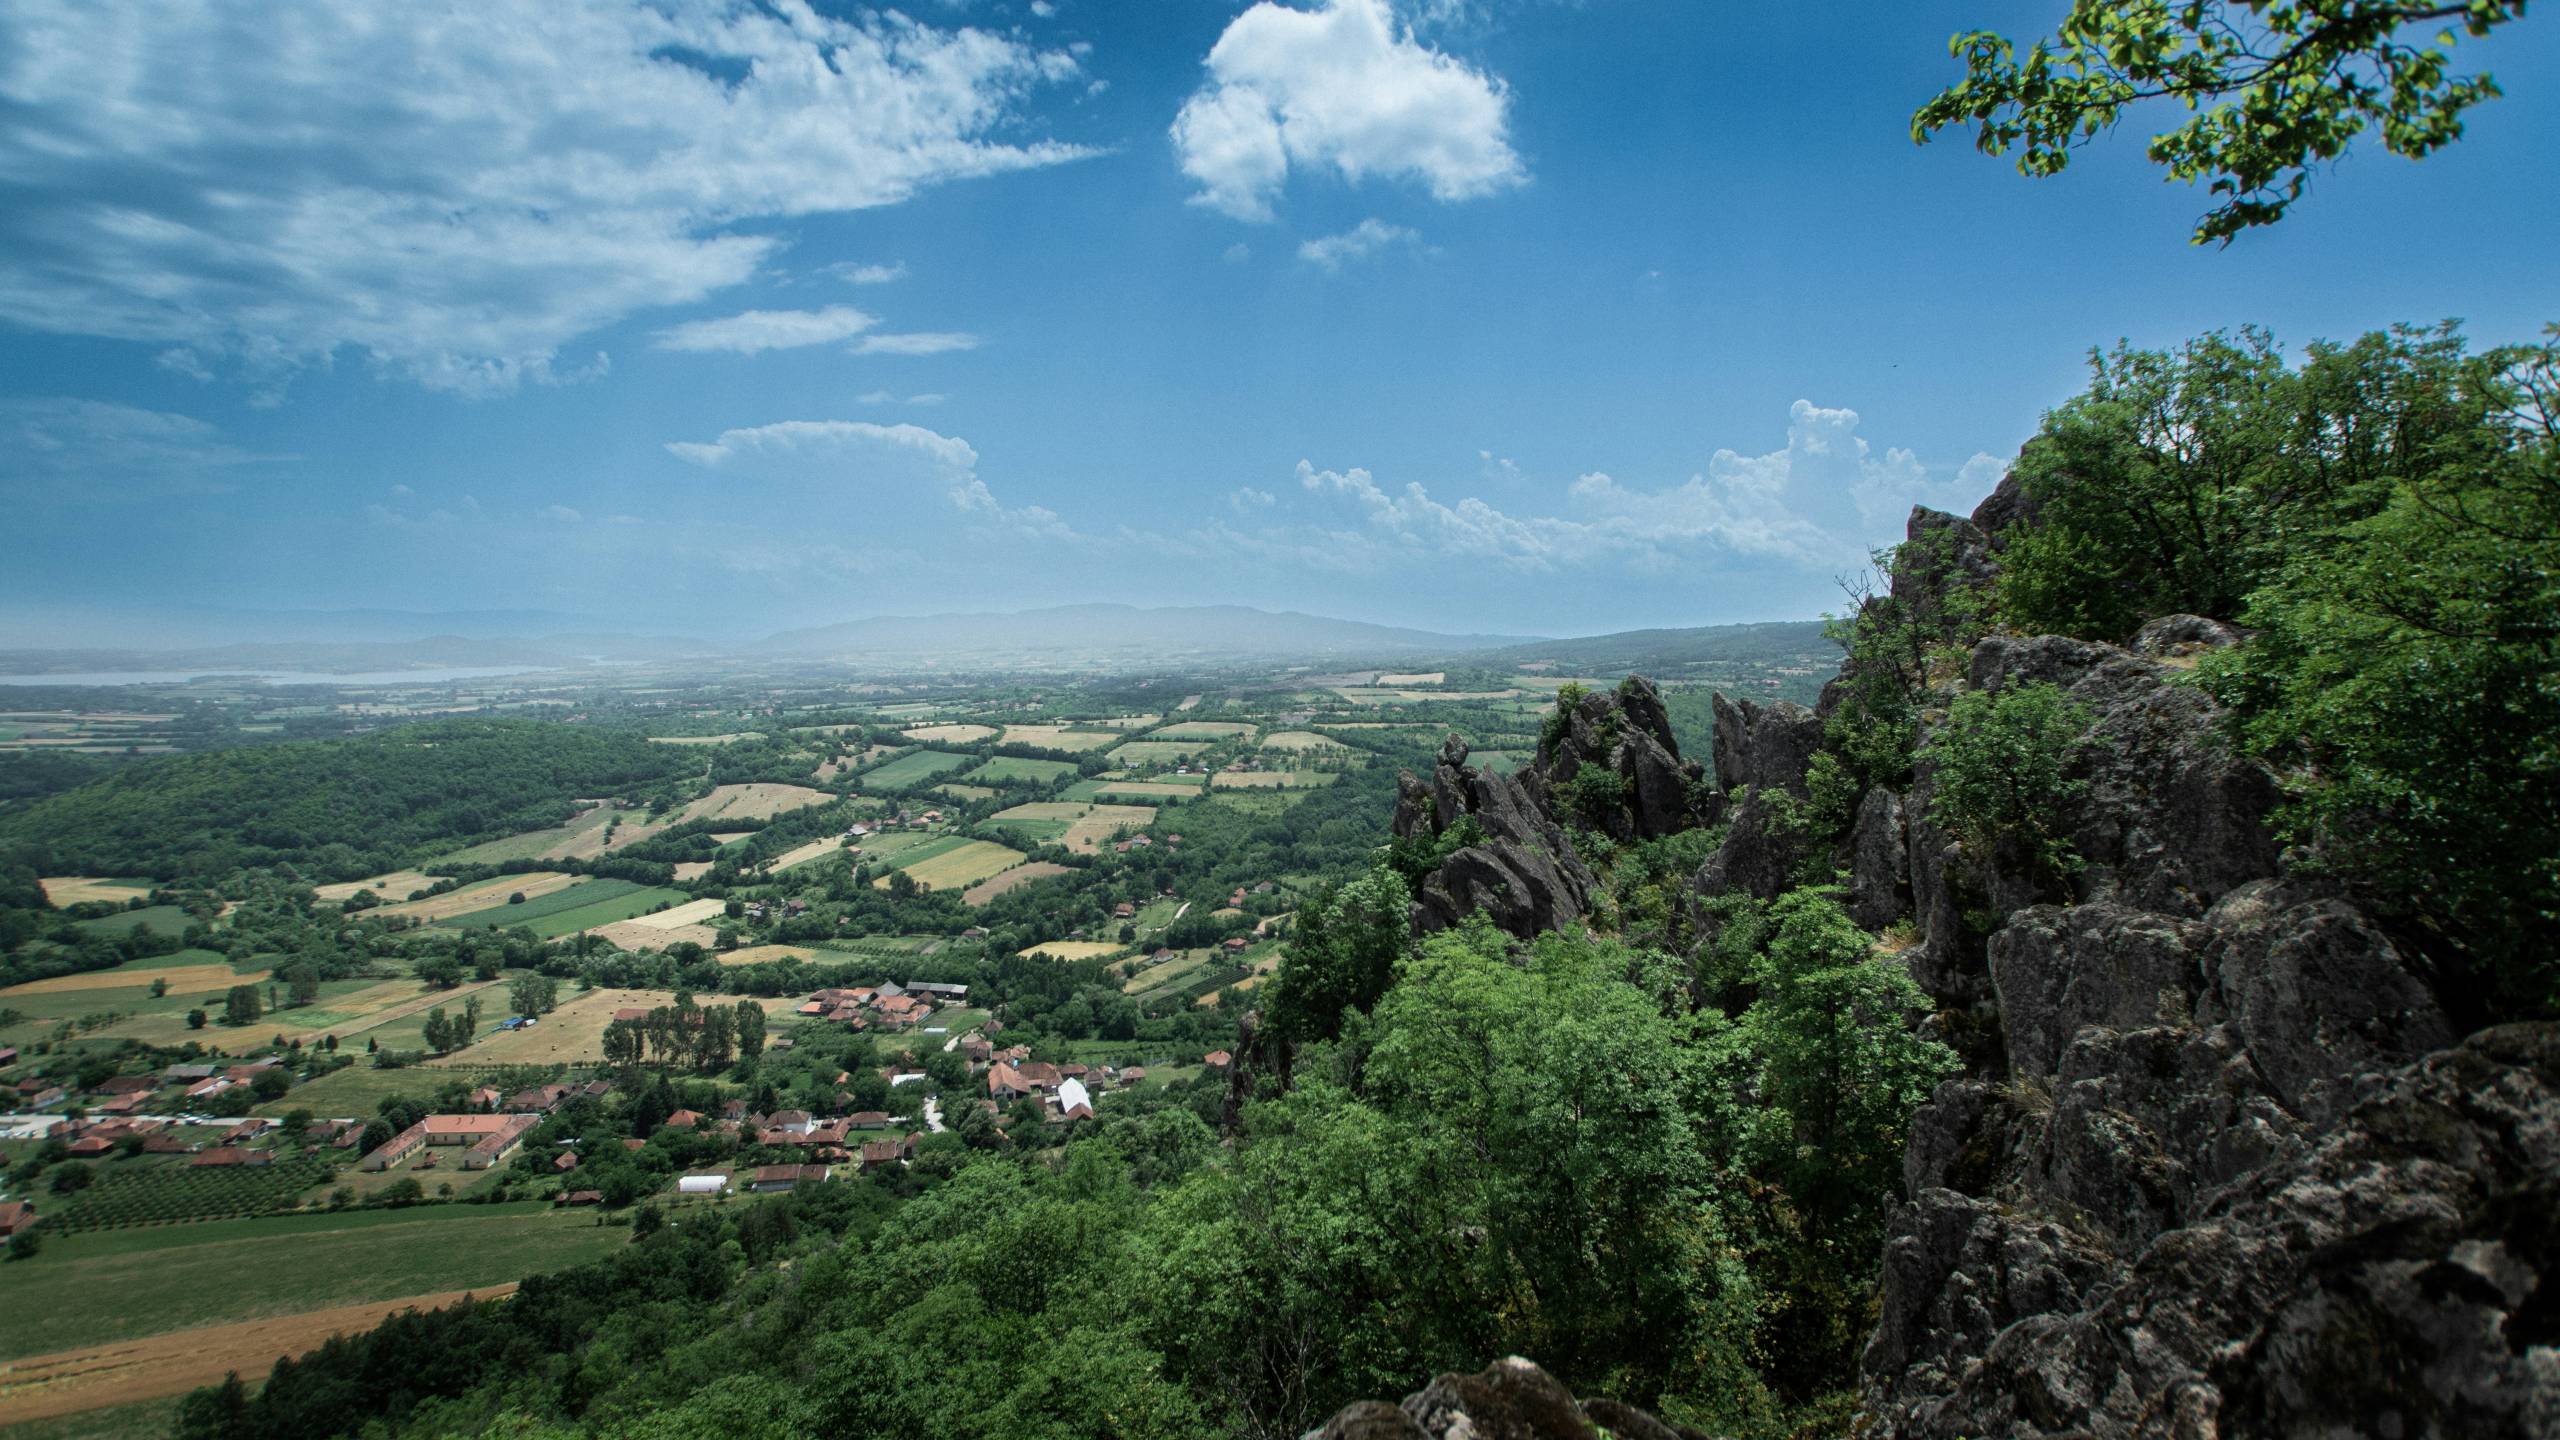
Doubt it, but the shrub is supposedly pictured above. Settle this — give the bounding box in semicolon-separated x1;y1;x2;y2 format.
1923;682;2094;883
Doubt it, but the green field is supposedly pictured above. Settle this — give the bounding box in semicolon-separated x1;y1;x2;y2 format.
71;905;193;938
859;749;977;789
439;882;687;939
960;755;1080;785
1107;740;1204;765
254;1060;502;1119
870;833;975;868
0;1203;630;1361
438;877;646;930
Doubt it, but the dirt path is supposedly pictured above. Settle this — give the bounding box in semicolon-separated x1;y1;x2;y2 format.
0;1284;518;1424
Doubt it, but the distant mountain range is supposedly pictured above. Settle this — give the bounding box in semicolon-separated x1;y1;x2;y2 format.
758;604;1540;661
0;603;1835;677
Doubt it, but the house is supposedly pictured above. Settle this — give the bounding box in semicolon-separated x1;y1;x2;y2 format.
183;1077;230;1101
663;1109;704;1130
987;1063;1035;1099
551;1152;578;1174
765;1109;815;1136
887;1067;927;1087
1223;937;1251;953
467;1086;502;1112
190;1147;273;1168
751;1163;828;1193
857;1138;909;1172
556;1189;605;1207
848;1111;890;1130
1016;1062;1063;1092
1113;902;1136;919
1204;1050;1234;1068
507;1084;573;1114
67;1135;115;1158
0;1046;16;1069
93;1075;156;1096
906;981;968;999
160;1063;217;1085
0;1200;33;1236
621;1138;647;1152
222;1119;273;1144
1119;1066;1147;1083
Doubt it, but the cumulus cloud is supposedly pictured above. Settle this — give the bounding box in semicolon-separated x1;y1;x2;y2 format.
652;305;878;354
1172;0;1524;221
1298;218;1421;270
0;1;1092;395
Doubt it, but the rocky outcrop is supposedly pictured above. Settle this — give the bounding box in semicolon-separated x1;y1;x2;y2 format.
1306;1356;1716;1440
1392;737;1597;939
1854;495;2552;1437
1871;1023;2558;1439
1692;694;1826;902
1529;676;1718;842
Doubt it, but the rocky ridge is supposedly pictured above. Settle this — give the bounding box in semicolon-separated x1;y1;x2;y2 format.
1342;485;2557;1438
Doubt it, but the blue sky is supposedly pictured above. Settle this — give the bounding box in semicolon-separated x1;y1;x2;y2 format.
2;0;2555;642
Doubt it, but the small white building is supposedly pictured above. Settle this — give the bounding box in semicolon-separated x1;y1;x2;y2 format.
677;1173;731;1196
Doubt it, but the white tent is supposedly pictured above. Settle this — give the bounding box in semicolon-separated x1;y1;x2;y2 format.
677;1173;730;1196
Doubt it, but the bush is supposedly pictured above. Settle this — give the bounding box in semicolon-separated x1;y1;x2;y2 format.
1923;683;2094;883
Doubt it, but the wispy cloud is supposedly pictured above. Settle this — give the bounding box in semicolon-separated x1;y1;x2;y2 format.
829;262;910;285
0;2;1094;395
653;306;878;354
854;332;981;356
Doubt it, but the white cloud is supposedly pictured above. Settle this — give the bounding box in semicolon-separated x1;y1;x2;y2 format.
854;331;981;356
1230;486;1276;510
0;1;1092;395
1173;0;1524;221
538;505;582;523
1031;0;1057;15
858;390;948;406
663;417;1069;539
1298;218;1421;270
830;262;910;286
1233;399;2002;579
652;305;878;354
1223;242;1254;264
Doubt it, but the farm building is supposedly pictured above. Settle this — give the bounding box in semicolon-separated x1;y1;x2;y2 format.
751;1163;829;1193
0;1200;33;1235
678;1173;730;1196
1052;1078;1092;1121
361;1113;538;1171
190;1147;274;1168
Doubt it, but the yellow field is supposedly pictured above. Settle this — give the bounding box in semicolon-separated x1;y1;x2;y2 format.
276;977;511;1048
963;861;1072;904
999;724;1121;751
423;987;795;1067
707;832;753;845
625;897;728;929
1378;672;1444;686
902;723;999;744
584;919;720;952
1260;730;1349;752
376;872;583;922
1212;771;1340;789
2;962;263;998
717;944;822;967
1175;695;1202;711
36;877;152;907
1148;720;1256;738
673;783;834;825
1063;804;1155;854
771;838;849;872
313;870;440;904
876;840;1026;892
673;861;713;882
1019;940;1128;960
1333;688;1522;703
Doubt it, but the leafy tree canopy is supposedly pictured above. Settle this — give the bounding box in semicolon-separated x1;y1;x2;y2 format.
1915;1;2530;242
